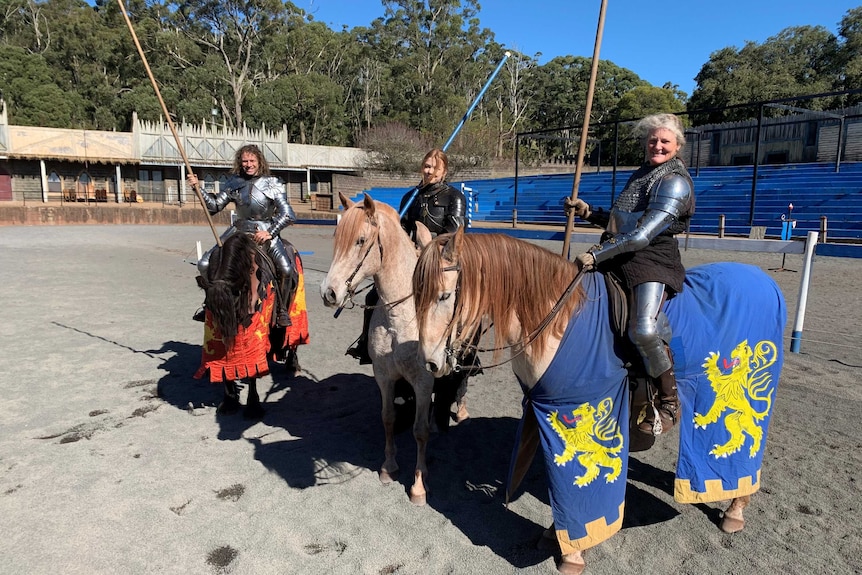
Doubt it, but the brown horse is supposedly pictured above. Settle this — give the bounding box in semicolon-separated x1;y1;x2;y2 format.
319;193;442;505
195;233;307;417
412;228;785;575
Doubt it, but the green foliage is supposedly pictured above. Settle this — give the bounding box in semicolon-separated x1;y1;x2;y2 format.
0;0;857;162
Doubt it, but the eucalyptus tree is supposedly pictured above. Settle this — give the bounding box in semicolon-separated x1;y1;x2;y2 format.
689;25;839;122
166;0;306;128
371;0;496;143
836;6;862;105
524;55;648;161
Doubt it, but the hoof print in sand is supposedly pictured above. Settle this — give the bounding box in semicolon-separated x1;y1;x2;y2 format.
303;541;347;557
215;484;245;502
206;545;238;572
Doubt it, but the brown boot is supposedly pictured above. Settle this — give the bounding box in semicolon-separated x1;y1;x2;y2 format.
637;368;679;436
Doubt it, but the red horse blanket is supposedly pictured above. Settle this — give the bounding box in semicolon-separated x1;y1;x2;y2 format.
195;256;309;383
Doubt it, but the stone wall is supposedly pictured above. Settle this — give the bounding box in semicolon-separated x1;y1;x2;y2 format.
0;203;337;226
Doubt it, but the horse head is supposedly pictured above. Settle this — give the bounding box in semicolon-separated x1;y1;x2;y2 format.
320;193;382;308
413;228;467;377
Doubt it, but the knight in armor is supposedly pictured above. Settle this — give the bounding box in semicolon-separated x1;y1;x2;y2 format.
346;148;467;364
189;144;298;328
566;113;695;437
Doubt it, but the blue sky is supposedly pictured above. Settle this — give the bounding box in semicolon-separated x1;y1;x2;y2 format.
300;0;855;97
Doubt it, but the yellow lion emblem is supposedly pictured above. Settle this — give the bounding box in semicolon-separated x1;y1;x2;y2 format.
547;398;624;488
694;339;777;459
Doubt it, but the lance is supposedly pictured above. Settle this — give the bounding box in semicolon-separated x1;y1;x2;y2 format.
561;0;608;259
398;51;511;218
115;0;222;247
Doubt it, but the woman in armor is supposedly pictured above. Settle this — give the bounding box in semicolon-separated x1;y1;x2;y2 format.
566;113;695;436
346;148;467;363
189;144;298;328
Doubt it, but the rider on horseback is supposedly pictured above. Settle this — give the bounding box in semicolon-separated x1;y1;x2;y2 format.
189;144;298;328
566;113;695;437
346;148;468;364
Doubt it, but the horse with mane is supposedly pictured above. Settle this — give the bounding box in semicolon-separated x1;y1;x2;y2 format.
195;233;309;417
320;192;470;505
412;228;785;575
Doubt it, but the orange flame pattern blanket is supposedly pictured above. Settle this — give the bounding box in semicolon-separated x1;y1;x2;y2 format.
195;255;309;384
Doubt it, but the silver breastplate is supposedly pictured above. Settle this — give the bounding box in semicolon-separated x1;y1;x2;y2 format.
227;177;279;222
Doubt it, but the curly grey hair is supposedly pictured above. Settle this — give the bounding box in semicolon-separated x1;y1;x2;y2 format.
634;113;686;148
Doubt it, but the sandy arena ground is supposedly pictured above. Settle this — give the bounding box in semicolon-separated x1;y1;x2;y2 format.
0;224;860;575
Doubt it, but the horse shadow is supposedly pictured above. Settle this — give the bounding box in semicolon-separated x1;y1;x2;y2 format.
150;345;696;568
150;340;220;410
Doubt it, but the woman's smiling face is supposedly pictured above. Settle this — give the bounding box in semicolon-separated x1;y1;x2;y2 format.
646;128;680;166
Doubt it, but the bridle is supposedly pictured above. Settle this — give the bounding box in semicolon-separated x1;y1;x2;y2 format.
439;261;587;372
333;213;412;318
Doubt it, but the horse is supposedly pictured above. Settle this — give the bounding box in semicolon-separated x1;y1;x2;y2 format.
412;228;786;575
319;192;470;505
195;233;309;417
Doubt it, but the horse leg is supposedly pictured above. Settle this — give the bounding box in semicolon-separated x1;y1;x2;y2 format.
408;376;433;506
538;526;586;575
378;378;399;485
243;378;265;419
454;375;470;423
559;552;586;575
720;495;750;533
285;346;301;378
217;380;241;415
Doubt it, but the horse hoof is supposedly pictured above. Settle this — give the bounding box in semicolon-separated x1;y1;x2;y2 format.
409;490;427;506
379;469;397;485
720;515;745;533
628;427;656;452
558;554;586;575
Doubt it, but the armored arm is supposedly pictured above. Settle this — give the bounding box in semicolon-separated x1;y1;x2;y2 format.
202;188;232;215
264;179;296;237
585;206;610;228
590;173;693;264
443;187;467;233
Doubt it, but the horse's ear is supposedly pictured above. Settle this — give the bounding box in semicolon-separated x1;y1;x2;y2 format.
362;193;376;217
338;191;354;209
414;222;433;249
441;227;465;262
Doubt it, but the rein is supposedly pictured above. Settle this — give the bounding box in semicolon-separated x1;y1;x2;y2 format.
332;213;412;317
444;266;588;372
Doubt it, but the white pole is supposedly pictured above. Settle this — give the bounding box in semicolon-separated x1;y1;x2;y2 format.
196;241;202;263
115;164;123;203
790;231;818;353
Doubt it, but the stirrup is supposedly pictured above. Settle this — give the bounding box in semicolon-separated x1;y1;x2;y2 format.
637;401;678;436
276;310;292;328
345;338;372;365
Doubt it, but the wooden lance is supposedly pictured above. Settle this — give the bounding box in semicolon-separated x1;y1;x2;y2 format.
561;0;609;258
115;0;222;247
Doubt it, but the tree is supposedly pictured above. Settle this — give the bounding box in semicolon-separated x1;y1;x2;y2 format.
0;44;86;125
836;6;862;105
167;0;305;127
689;25;838;122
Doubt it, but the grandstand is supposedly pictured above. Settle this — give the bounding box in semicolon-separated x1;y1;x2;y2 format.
355;162;862;242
